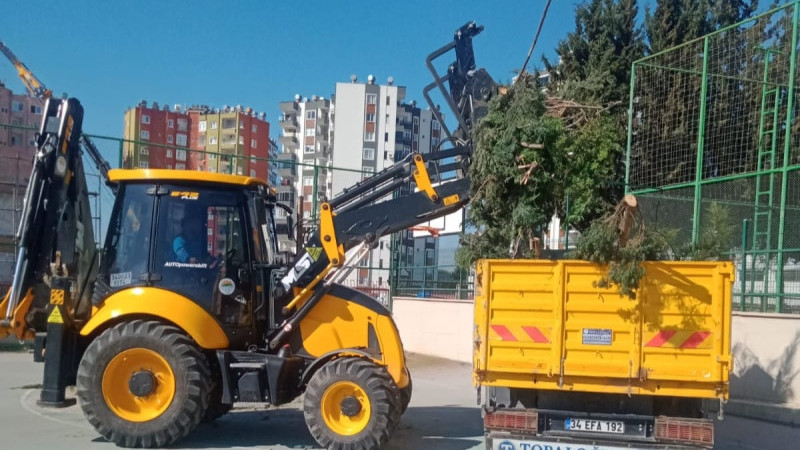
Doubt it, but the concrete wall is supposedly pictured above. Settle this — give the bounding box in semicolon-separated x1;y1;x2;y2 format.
730;312;800;408
392;296;473;363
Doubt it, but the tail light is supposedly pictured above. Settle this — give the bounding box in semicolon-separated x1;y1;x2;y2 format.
484;409;538;434
654;416;713;447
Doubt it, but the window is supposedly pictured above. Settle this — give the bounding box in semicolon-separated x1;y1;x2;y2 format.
207;242;213;251
10;135;19;146
432;137;440;148
176;163;185;170
167;149;173;158
168;119;174;128
239;135;244;145
384;132;389;142
140;146;149;155
305;128;315;137
250;169;256;177
222;118;236;129
167;135;174;144
306;110;316;119
413;117;419;125
403;130;411;140
166;164;172;169
432;120;441;131
303;176;313;186
365;113;375;122
30;105;42;114
209;153;216;160
361;166;373;180
139;161;148;168
207;228;213;236
364;131;375;141
12;101;23;112
251;139;257;148
304;146;315;154
211;121;218;130
237;167;243;175
386;96;391;106
209;136;218;145
251;124;258;133
141;115;150;124
366;94;377;105
177;118;188;131
363;148;375;160
199;121;207;132
198;136;206;146
209;166;216;172
140;130;149;140
240;121;245;129
176;150;186;161
176;134;187;146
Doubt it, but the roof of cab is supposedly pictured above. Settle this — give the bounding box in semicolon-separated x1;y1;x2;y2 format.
107;169;271;189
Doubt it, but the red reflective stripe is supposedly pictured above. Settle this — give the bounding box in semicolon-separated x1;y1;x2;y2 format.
521;326;549;343
645;330;677;347
491;325;517;342
680;331;711;349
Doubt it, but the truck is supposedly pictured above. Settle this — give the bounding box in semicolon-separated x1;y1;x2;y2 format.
474;259;734;450
0;22;495;450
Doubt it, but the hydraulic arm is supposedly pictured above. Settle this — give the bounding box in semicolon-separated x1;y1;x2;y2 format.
268;22;497;348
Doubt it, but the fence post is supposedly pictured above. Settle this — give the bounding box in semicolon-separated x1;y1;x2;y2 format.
312;164;319;222
741;219;749;311
775;2;800;313
691;36;710;246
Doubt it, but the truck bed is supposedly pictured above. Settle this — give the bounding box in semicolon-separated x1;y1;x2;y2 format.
473;260;734;400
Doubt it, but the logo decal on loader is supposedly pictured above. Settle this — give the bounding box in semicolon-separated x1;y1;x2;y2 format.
306;247;323;261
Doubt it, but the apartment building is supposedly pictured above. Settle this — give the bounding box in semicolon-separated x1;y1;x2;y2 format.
123;102;271;181
0;82;41;287
278;95;333;225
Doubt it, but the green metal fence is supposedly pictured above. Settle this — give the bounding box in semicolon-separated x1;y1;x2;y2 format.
626;2;800;313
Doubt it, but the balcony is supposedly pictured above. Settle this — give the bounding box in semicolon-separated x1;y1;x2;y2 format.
279;101;299;113
280;134;298;147
280;116;298;131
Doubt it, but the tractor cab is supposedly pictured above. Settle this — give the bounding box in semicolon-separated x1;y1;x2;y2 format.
95;169;284;348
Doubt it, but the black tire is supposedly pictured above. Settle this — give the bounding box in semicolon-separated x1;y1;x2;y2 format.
76;320;211;448
399;370;412;415
304;358;401;450
202;376;232;423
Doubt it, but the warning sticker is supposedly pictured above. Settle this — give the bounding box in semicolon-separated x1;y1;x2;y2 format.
48;307;64;324
582;328;612;346
110;272;133;287
306;247;323;261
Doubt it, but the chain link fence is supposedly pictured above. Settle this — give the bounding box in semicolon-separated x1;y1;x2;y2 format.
627;2;800;313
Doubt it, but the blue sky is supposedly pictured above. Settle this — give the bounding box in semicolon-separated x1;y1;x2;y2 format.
0;0;590;165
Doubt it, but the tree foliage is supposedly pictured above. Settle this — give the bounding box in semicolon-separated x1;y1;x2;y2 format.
457;75;623;267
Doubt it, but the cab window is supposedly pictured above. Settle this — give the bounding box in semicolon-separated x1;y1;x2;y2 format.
99;184;154;290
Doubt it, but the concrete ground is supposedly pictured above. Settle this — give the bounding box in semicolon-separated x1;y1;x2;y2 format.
0;349;796;449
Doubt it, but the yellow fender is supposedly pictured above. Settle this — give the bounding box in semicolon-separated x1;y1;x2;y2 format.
80;287;228;349
299;284;409;389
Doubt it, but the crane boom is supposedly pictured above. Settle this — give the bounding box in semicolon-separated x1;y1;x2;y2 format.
0;39;51;99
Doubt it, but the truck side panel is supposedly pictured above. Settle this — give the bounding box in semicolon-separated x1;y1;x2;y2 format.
474;260;733;400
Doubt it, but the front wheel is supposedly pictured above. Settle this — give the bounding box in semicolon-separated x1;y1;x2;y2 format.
76;320;211;447
304;358;401;450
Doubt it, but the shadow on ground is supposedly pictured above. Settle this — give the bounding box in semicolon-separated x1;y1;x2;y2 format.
169;405;482;449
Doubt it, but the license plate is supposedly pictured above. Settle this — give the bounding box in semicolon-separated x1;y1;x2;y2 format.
492;437;636;450
566;418;624;434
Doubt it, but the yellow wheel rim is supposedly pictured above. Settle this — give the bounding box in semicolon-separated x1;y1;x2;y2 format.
320;381;371;436
101;348;175;422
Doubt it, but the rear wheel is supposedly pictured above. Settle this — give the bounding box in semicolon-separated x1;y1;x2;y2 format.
304;358;401;450
399;370;412;414
76;320;210;447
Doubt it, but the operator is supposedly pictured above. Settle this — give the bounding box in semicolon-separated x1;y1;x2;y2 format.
173;216;221;268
